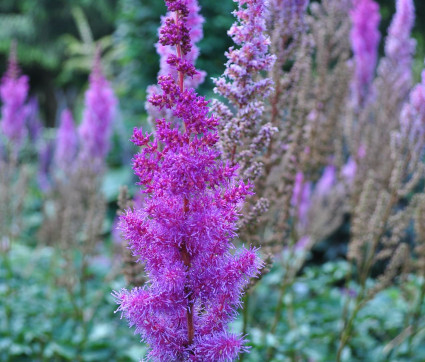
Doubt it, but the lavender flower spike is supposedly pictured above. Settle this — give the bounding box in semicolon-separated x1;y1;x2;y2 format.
79;49;117;161
384;0;416;95
350;0;381;106
25;97;43;143
385;0;415;64
0;42;29;145
400;64;425;147
55;109;78;167
213;0;276;174
114;1;262;360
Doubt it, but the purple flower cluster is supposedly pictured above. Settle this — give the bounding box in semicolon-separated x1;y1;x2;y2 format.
146;0;205;125
25;97;42;143
79;51;117;161
350;0;381;106
0;44;29;146
114;1;262;360
383;0;416;97
212;0;276;179
55;109;78;167
214;0;275;122
385;0;415;65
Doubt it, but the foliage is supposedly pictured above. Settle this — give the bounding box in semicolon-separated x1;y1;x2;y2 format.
0;243;144;361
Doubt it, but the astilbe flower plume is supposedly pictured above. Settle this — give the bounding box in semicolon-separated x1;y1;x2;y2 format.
79;51;117;162
349;0;381;106
213;0;276;171
0;43;29;146
381;0;416;98
25;97;42;143
399;64;425;152
55;109;78;167
114;1;262;360
146;0;205;126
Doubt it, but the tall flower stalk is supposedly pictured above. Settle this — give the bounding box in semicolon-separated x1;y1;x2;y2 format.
146;0;205;128
79;49;117;163
349;0;381;107
0;42;29;149
114;1;262;360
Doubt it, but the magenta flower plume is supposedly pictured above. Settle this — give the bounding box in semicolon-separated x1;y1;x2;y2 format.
79;50;117;161
114;1;262;360
0;43;29;145
146;0;205;125
55;109;78;167
350;0;381;106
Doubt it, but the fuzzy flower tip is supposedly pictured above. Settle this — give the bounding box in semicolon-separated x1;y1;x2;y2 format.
212;0;276;169
114;1;262;360
25;97;42;143
214;0;275;110
400;63;425;146
350;0;381;105
146;0;205;124
78;50;117;161
383;0;416;96
0;43;29;145
385;0;415;63
55;109;78;167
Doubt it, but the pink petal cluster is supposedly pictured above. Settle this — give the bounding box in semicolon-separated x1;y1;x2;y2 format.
0;45;29;145
350;0;381;106
79;52;117;161
55;109;78;167
114;1;262;361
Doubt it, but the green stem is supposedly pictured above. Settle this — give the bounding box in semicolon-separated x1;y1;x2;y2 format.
265;278;291;361
407;276;425;354
336;286;365;362
242;293;250;337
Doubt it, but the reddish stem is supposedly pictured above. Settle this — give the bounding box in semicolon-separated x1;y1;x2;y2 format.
174;10;194;345
175;13;185;94
182;197;194;345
